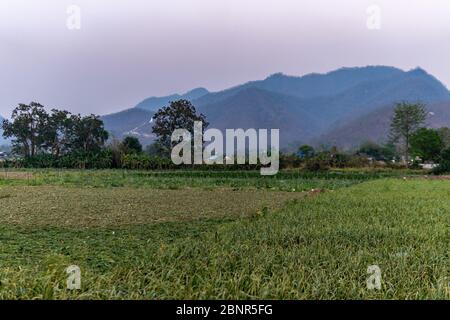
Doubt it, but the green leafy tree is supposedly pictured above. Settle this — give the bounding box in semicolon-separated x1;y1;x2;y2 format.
145;141;166;157
298;145;315;159
152;100;208;155
410;128;442;162
2;102;110;168
108;138;124;168
432;147;450;174
2;102;49;157
121;136;142;154
357;141;396;161
44;109;74;156
68;114;109;153
437;127;450;149
389;102;427;163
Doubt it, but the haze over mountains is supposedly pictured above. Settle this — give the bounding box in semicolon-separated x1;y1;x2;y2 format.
134;88;210;111
102;66;450;150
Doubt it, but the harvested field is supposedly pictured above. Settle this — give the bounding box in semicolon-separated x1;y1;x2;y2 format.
0;186;303;228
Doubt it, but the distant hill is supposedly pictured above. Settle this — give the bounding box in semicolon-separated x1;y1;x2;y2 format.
102;66;450;148
315;101;450;150
198;87;322;145
135;87;209;111
305;67;450;126
101;108;155;145
194;66;405;107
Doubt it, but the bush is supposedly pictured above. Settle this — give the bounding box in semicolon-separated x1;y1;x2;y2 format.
304;158;330;172
6;150;113;169
432;147;450;174
122;154;173;170
302;151;372;171
121;154;264;171
346;155;370;168
280;153;302;169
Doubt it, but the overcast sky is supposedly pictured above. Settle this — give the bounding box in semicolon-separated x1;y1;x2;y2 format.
0;0;449;117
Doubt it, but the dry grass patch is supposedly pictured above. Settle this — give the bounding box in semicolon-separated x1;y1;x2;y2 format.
0;171;33;180
0;186;303;228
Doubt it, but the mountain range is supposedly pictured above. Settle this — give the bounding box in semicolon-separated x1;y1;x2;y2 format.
101;66;450;150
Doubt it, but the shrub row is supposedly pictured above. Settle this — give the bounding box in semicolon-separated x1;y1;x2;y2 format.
3;148;449;173
0;151;113;169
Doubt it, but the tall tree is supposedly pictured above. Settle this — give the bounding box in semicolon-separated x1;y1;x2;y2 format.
44;109;73;156
3;103;109;158
152;100;208;155
145;141;166;157
2;102;49;157
389;102;427;163
437;127;450;150
68;114;109;153
410;128;442;162
357;141;396;161
433;147;450;174
121;136;142;154
298;145;315;159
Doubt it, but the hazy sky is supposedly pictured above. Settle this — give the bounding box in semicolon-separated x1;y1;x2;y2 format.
1;0;449;117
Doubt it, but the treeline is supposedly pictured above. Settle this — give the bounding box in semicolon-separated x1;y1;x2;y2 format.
0;101;260;170
283;102;450;173
0;103;154;169
2;101;450;173
1;103;113;169
2;102;108;159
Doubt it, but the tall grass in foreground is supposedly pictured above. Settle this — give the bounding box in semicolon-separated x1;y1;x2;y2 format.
0;179;448;299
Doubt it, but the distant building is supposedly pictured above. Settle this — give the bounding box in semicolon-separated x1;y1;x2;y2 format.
420;163;439;170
